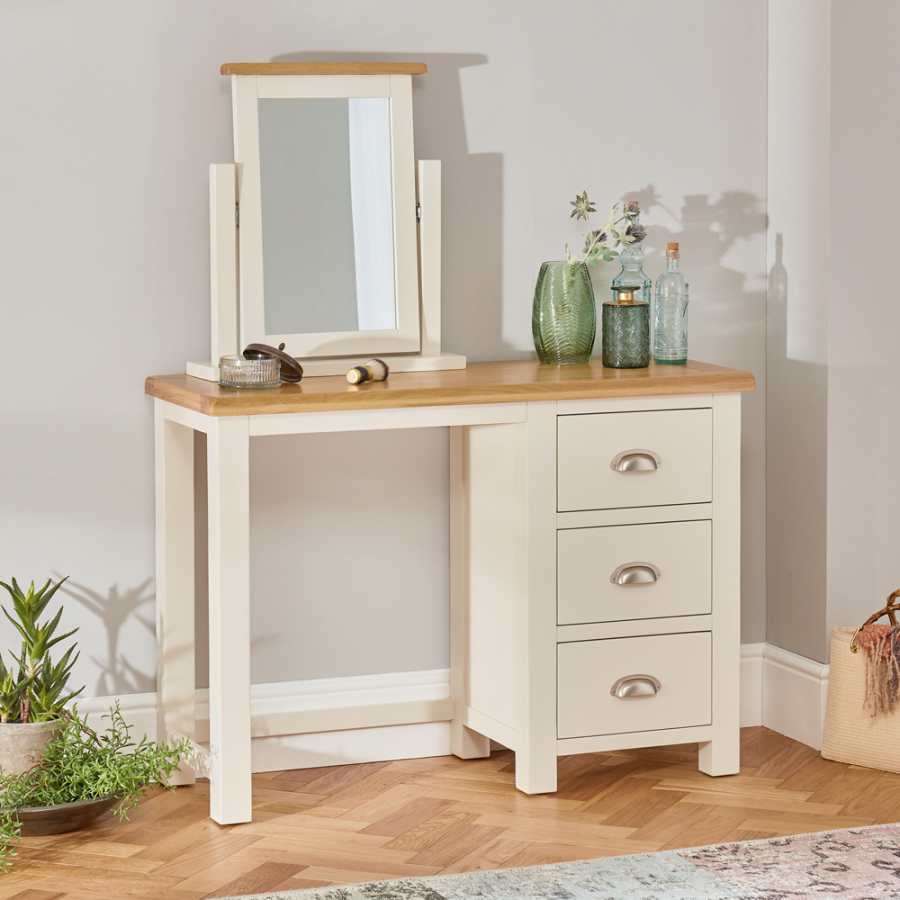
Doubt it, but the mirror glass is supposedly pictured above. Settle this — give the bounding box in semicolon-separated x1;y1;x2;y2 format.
258;98;396;336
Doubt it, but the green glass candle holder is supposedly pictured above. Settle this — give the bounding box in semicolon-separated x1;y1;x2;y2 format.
601;286;650;369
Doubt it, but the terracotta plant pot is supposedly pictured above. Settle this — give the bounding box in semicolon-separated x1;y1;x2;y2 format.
0;720;62;776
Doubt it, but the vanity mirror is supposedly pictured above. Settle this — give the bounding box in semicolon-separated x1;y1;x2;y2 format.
187;62;465;380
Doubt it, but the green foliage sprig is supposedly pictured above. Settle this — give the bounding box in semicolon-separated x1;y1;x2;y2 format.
0;577;83;723
0;813;18;873
565;193;647;266
0;705;192;871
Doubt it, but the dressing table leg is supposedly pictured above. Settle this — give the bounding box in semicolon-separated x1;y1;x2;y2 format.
206;416;253;824
514;406;558;794
700;392;742;777
449;426;491;759
154;404;196;785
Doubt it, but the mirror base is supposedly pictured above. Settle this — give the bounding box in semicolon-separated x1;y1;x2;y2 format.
187;351;466;383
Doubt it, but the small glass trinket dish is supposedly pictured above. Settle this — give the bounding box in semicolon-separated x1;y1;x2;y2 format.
218;355;281;389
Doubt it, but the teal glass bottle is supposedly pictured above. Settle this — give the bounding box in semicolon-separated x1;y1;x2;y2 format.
532;261;596;365
602;286;650;368
611;208;652;306
654;242;689;364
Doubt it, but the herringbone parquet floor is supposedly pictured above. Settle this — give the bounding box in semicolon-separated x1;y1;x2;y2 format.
4;727;900;899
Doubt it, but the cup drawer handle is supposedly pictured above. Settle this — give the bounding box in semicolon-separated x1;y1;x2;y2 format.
610;562;661;585
610;449;661;473
611;675;661;699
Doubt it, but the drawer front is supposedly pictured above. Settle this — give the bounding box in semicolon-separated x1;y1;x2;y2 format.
557;409;712;512
557;520;711;625
558;631;711;739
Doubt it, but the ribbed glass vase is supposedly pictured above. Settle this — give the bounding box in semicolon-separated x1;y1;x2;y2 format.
532;261;596;365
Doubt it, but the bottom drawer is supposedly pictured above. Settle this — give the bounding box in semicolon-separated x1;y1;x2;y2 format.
558;632;711;739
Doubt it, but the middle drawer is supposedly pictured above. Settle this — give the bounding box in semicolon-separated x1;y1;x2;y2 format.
558;519;711;625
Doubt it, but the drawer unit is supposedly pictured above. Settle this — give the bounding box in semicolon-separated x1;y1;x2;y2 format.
558;631;712;739
557;408;713;512
445;376;750;796
557;519;711;625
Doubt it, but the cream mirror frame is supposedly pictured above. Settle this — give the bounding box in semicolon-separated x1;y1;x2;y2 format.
233;68;420;359
187;63;466;381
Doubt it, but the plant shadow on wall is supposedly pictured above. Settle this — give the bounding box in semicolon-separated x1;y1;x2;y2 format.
596;185;768;359
62;579;155;696
269;51;506;360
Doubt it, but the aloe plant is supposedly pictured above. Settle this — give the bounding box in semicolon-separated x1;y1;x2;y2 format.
0;656;29;724
0;578;83;723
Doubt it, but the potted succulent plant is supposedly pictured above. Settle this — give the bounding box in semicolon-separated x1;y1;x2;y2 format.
0;577;83;776
0;576;192;871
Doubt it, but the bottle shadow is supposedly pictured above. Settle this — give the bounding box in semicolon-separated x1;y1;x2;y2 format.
592;184;768;359
764;229;828;658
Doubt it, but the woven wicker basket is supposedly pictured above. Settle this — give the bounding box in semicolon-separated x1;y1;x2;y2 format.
821;626;900;774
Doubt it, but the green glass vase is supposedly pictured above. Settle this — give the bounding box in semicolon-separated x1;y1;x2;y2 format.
532;261;596;365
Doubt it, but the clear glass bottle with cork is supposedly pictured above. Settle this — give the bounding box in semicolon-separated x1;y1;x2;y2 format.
602;285;650;368
654;242;689;364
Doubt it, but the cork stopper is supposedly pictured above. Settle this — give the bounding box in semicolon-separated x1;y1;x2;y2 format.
667;242;679;260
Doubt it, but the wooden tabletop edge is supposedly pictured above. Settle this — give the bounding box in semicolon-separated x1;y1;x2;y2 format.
220;63;428;76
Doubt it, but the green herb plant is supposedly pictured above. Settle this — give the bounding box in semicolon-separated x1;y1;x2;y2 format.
0;577;83;723
0;704;192;871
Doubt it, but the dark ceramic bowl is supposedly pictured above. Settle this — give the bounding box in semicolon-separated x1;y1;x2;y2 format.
0;793;122;836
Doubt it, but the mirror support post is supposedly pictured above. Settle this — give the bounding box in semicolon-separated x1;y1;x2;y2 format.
210;163;239;363
417;160;442;358
187;164;240;382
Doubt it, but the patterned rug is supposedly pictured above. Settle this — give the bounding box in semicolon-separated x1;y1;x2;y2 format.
223;823;900;899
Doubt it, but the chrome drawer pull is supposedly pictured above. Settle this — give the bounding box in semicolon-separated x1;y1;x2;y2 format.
610;562;661;585
610;449;661;473
611;674;661;699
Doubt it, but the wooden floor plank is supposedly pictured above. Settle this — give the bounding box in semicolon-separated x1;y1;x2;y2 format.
7;727;899;899
363;796;455;839
437;837;533;874
204;861;307;899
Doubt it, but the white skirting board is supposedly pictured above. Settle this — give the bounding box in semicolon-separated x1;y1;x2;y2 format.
77;669;453;773
75;645;829;773
740;642;830;750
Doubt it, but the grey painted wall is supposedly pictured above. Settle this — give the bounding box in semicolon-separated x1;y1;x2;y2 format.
827;1;900;644
0;0;767;696
765;0;830;663
765;0;900;664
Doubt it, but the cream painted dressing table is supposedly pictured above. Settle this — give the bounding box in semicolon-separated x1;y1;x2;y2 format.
146;359;754;825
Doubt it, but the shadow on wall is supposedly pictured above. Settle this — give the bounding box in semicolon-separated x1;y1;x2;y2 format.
62;578;156;696
765;230;828;661
592;185;768;356
269;51;507;360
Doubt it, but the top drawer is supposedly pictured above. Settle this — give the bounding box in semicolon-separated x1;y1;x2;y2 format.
558;408;712;511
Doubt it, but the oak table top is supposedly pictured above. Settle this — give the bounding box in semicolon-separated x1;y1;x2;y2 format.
145;359;755;417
